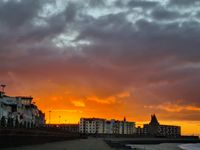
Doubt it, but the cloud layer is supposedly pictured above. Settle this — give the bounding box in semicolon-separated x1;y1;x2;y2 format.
1;0;200;122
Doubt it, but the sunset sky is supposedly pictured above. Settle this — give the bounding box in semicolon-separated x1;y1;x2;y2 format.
0;0;200;135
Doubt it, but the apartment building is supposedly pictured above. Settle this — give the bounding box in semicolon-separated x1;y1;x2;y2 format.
136;114;181;137
79;117;136;135
0;91;45;128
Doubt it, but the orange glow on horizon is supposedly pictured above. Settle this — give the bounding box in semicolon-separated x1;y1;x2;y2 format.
43;110;200;136
6;87;200;136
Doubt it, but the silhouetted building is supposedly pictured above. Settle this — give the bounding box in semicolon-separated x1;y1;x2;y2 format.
136;114;181;137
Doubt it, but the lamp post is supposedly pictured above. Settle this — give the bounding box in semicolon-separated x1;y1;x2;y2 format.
49;110;51;124
59;115;61;124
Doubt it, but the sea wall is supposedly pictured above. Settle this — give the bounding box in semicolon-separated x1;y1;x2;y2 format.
0;128;82;148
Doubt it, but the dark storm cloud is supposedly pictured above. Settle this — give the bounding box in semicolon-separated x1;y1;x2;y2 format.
1;0;200;120
127;0;159;8
169;0;200;6
0;0;40;28
74;3;200;106
151;8;182;20
195;11;200;18
88;0;105;7
0;0;39;50
115;0;159;9
78;14;200;65
64;2;77;22
0;0;68;51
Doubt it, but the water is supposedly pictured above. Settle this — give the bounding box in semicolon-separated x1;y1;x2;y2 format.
126;143;200;150
178;144;200;150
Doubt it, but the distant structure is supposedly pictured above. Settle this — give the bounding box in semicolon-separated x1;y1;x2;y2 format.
0;89;45;128
1;84;6;92
136;114;181;137
79;117;136;135
46;124;79;133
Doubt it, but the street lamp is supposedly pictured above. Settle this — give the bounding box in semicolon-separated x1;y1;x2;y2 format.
49;110;51;124
59;115;61;124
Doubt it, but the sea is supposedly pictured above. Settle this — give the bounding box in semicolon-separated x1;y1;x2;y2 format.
126;143;200;150
178;144;200;150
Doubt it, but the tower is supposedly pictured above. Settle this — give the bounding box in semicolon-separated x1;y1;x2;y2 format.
124;116;126;122
149;114;159;126
1;84;6;93
148;114;160;136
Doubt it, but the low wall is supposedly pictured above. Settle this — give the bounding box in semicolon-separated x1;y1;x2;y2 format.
0;128;82;148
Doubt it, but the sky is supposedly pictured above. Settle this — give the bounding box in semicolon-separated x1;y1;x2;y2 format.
0;0;200;135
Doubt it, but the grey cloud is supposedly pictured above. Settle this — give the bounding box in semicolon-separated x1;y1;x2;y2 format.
0;0;68;51
195;11;200;18
128;0;159;8
151;8;182;20
76;12;134;43
0;0;40;28
169;0;200;6
115;0;159;9
88;0;105;7
1;0;200;120
64;2;77;23
73;9;200;105
78;13;200;65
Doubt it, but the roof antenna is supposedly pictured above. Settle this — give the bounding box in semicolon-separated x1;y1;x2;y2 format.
1;84;6;93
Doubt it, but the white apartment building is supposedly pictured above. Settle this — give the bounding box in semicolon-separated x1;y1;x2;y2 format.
0;91;45;128
79;117;136;135
119;120;136;134
79;118;105;134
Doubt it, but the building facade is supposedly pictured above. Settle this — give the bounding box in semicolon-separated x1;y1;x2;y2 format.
0;91;45;128
79;117;136;135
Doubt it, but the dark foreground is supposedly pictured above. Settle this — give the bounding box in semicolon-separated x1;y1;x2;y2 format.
2;137;113;150
1;129;199;150
1;136;200;150
1;137;193;150
0;128;81;148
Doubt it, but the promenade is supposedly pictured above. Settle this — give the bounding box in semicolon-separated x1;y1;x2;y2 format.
2;137;186;150
2;137;114;150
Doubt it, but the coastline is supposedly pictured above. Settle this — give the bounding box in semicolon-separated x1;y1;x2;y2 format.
178;143;200;150
126;143;200;150
127;143;182;150
105;137;200;150
105;137;200;144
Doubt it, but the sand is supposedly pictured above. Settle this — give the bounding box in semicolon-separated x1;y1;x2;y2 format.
2;137;114;150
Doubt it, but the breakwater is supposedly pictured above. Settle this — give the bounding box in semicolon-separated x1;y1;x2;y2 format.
0;128;82;148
